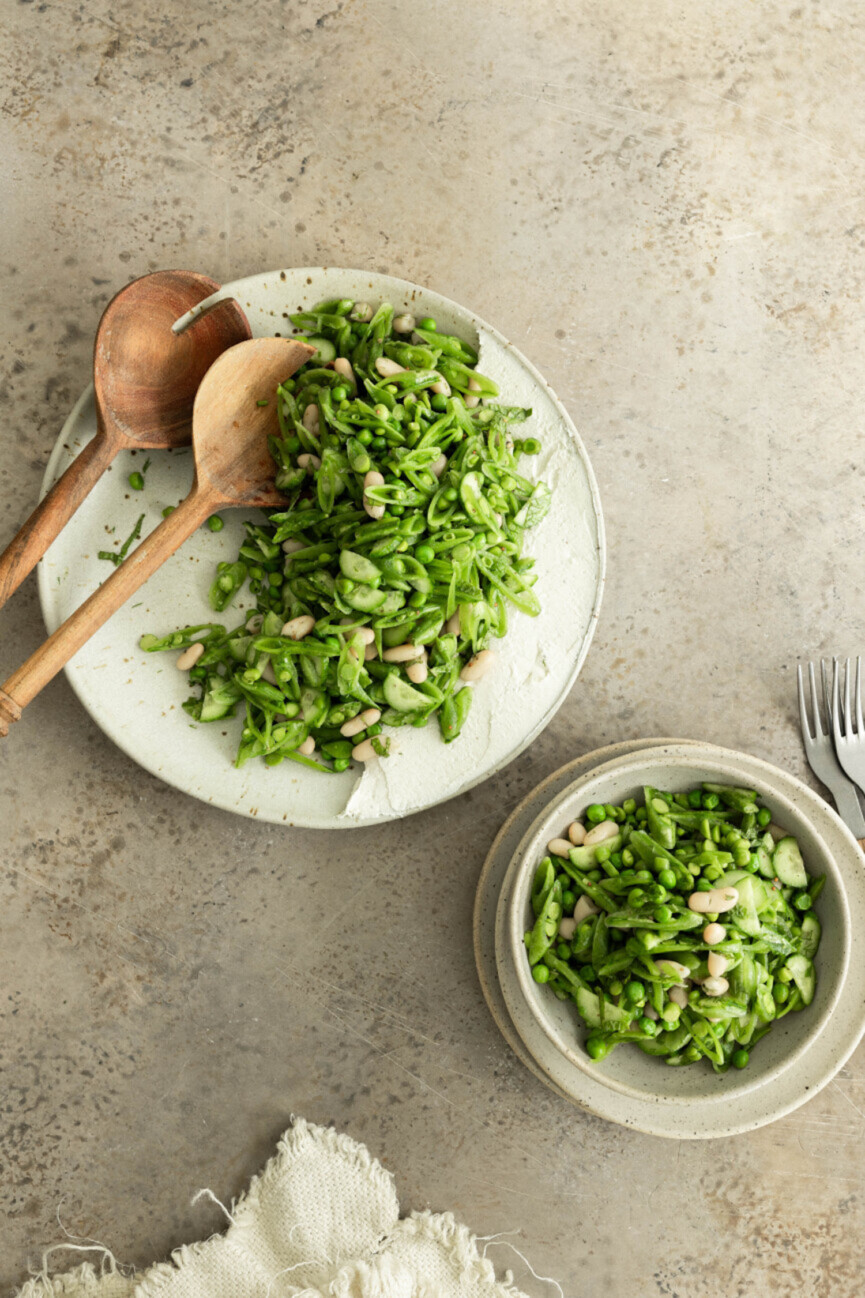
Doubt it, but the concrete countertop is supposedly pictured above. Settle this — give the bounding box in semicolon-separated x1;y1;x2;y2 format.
2;2;863;1293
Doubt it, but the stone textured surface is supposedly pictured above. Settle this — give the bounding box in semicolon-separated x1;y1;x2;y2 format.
2;1;865;1293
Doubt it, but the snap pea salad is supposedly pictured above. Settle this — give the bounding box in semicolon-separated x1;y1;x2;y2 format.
140;299;551;773
526;783;823;1072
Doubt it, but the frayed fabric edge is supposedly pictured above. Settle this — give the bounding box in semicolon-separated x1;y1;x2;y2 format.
388;1212;529;1298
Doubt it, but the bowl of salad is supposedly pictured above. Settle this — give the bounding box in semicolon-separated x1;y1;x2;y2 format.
500;743;862;1129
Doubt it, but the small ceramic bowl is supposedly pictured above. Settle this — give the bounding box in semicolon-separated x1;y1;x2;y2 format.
506;746;852;1108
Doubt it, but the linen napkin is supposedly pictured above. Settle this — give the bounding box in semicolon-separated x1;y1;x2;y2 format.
17;1118;540;1298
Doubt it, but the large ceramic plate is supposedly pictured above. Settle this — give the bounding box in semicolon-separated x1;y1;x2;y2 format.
475;741;865;1138
36;269;604;826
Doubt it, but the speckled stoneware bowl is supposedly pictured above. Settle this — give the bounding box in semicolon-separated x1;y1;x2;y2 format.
495;742;865;1136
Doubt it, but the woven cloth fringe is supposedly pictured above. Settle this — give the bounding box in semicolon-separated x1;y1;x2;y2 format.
16;1118;533;1298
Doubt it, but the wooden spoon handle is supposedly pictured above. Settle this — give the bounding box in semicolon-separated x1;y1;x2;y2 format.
0;485;216;733
0;430;120;610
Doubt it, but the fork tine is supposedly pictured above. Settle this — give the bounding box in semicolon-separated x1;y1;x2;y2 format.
843;657;853;739
821;658;834;731
809;661;823;736
797;663;813;740
831;657;843;743
856;656;864;738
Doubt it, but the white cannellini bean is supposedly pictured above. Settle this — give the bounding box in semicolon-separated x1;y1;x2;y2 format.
558;917;577;941
707;952;729;978
430;373;451;396
363;469;385;521
352;302;373;322
702;975;730;997
567;821;587;846
176;641;205;671
464;376;482;408
444;612;461;636
375;356;405;378
297;453;321;471
281;615;316;640
302;404;320;431
360;707;381;726
643;1005;659;1021
688;887;739;914
583;819;619;847
382;643;424;664
406;661;428;684
296;736;315;757
354;627;375;646
332;356;356;387
668;985;690;1008
341;715;368;738
393;313;416;333
283;538;305;556
364;642;378;660
547;838;573;858
768;822;789;842
430;454;448;478
352;738;379;762
573;895;599;925
260;660;278;685
654;959;691;985
460;649;495;682
703;922;726;945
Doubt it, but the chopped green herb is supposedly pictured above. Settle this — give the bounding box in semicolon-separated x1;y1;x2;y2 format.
99;513;145;566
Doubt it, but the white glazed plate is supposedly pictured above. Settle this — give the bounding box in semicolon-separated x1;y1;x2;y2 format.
36;269;605;827
481;742;865;1138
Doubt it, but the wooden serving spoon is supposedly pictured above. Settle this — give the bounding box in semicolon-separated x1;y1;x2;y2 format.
0;336;314;736
0;270;251;610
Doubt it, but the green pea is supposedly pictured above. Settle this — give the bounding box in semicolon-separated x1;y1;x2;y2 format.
415;544;435;564
408;591;426;608
522;437;541;455
654;905;673;924
162;505;176;518
624;980;645;1005
608;980;624;996
757;808;772;827
703;864;722;882
661;1002;681;1024
333;757;350;772
702;792;720;810
638;1016;659;1037
658;868;677;889
418;316;437;330
773;983;790;1004
358;429;374;445
621;849;635;867
622;798;636;815
595;845;611;865
207;514;224;532
732;1049;750;1070
431;393;448;412
332;385;349;402
685;1045;701;1062
586;1036;606;1060
562;889;576;911
586;804;606;823
628;888;645;908
532;965;550;984
443;486;459;502
556;942;571;960
128;471;145;491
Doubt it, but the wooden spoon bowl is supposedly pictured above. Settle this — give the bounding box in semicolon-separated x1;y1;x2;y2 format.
0;270;251;608
0;335;314;735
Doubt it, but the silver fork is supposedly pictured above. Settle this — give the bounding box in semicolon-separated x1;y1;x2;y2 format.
797;660;865;840
831;656;865;805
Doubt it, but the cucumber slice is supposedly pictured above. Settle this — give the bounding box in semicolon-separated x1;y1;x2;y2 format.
787;954;816;1005
340;549;382;584
383;673;430;713
375;590;407;616
718;871;763;936
575;987;632;1030
753;846;775;879
344;584;386;612
299;687;329;729
306;335;336;363
800;912;821;959
773;837;808;888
